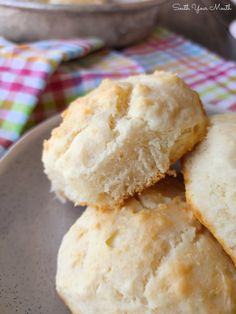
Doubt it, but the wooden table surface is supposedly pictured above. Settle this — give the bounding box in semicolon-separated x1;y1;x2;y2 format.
158;0;236;61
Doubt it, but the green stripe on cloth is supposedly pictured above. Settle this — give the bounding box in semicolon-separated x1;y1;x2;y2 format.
12;103;33;114
199;85;219;97
0;119;22;133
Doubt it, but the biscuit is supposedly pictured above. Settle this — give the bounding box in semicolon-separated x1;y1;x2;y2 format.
56;177;236;314
42;71;208;209
183;113;236;266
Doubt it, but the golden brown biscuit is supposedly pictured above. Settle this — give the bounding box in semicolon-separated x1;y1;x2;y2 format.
42;71;208;209
183;113;236;266
56;177;236;314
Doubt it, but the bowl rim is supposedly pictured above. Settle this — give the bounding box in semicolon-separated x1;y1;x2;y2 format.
0;0;164;12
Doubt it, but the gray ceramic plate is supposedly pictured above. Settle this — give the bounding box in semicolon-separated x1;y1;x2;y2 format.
0;105;226;313
0;114;76;314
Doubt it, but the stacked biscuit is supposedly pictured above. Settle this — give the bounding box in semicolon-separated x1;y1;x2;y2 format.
42;71;236;314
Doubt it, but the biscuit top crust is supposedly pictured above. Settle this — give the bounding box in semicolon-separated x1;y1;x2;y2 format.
42;71;208;208
45;71;206;153
44;71;206;159
56;178;236;314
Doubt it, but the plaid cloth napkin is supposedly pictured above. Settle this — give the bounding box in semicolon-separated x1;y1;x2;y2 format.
124;28;236;111
0;27;236;157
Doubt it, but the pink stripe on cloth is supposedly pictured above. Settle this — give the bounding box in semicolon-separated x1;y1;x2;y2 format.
0;109;8;120
0;81;40;94
0;66;46;78
229;102;236;110
125;34;184;56
0;137;12;149
188;65;236;90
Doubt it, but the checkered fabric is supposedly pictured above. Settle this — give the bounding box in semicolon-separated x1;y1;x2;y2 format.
0;37;104;156
25;50;144;130
124;28;236;112
0;27;236;157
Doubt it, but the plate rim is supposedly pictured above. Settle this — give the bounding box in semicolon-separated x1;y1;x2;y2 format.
0;0;163;13
0;114;61;170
